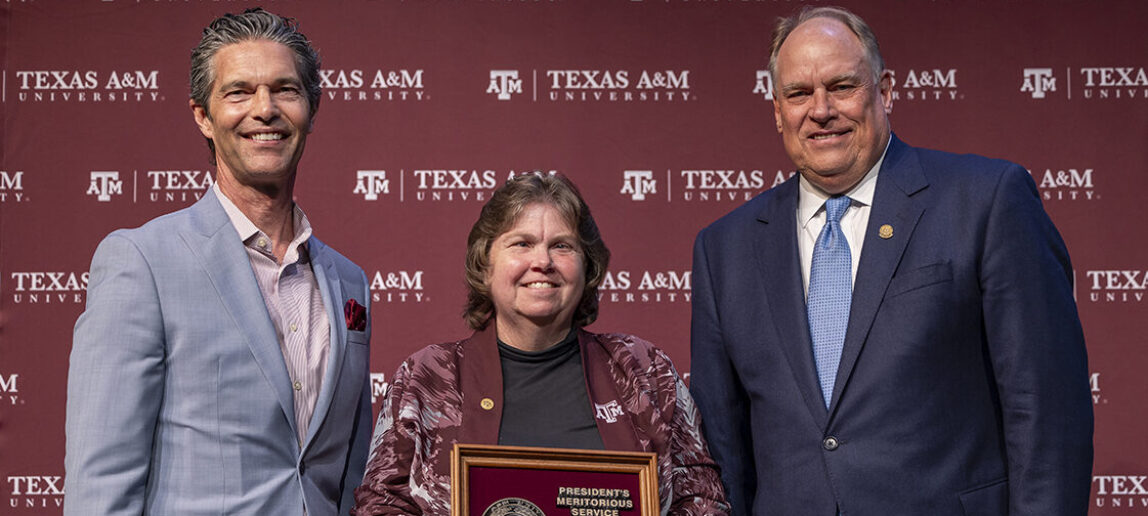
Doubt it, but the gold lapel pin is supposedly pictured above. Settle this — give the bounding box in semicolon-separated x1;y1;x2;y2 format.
879;224;894;239
480;398;495;410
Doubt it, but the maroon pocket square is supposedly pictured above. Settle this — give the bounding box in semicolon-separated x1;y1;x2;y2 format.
344;298;367;332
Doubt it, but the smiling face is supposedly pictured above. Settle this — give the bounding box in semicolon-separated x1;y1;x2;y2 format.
191;39;312;189
772;17;893;195
486;202;586;340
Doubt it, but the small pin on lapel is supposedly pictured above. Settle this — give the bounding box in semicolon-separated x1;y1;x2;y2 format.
879;224;894;239
480;398;495;410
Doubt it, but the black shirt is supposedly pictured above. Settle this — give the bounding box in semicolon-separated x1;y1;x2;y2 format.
496;329;605;450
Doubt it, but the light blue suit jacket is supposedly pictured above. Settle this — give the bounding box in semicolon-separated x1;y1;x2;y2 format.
65;189;373;515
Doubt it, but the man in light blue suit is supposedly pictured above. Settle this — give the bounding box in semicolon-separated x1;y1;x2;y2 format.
65;9;373;515
690;6;1092;515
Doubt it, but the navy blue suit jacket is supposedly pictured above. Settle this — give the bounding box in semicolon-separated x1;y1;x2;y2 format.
690;135;1093;516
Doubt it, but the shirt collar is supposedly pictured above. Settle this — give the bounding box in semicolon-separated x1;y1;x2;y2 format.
797;135;890;228
213;183;313;261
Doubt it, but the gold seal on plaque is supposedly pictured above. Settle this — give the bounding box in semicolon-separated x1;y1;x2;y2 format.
482;497;545;516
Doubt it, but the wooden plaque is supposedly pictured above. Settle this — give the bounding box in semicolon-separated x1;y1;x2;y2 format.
451;443;659;516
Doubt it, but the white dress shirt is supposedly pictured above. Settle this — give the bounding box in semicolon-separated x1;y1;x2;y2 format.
797;138;891;298
214;184;331;446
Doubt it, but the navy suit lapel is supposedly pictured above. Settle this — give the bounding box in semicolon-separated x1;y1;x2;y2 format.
829;136;929;416
753;179;829;427
304;238;346;448
179;190;299;438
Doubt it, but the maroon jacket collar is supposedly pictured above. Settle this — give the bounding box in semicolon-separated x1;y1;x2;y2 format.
456;326;643;451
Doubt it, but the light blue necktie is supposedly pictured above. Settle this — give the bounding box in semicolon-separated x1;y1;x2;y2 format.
808;195;852;408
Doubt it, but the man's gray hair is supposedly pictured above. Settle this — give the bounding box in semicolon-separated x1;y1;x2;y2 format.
768;6;885;90
190;8;322;115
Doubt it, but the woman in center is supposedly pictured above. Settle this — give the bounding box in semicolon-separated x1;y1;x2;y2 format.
352;173;728;515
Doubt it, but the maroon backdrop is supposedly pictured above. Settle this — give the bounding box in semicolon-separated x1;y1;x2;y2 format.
2;0;1146;513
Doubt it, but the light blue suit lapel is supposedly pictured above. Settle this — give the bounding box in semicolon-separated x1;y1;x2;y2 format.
828;135;929;417
753;179;830;428
303;237;346;449
179;189;300;438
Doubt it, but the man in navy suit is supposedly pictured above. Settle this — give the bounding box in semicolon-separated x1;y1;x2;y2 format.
690;6;1092;515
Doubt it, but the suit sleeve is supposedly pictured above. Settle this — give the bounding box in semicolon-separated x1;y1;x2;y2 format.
64;233;166;515
980;164;1093;515
689;228;757;516
350;360;422;516
340;273;375;514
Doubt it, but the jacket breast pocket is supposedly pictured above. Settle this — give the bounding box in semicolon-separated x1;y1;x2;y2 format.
347;330;369;346
886;261;953;299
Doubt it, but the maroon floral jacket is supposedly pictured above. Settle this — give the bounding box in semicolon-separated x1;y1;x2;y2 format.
352;327;729;515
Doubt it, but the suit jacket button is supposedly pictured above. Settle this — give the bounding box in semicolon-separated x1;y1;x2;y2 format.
823;436;840;451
